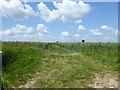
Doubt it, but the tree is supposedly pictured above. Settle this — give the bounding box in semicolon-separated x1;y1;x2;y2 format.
56;41;59;43
82;40;85;42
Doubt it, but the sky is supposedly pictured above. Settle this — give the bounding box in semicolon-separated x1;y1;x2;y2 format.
0;0;119;42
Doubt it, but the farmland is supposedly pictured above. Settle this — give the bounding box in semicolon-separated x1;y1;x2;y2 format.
1;42;118;88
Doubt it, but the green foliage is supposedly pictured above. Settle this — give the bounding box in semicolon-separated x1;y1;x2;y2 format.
2;42;118;88
2;42;45;87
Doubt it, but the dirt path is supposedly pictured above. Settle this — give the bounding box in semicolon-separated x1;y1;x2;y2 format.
17;71;118;88
18;72;41;88
88;72;118;88
16;54;118;88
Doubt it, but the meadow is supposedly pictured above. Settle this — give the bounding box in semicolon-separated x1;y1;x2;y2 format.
1;42;118;88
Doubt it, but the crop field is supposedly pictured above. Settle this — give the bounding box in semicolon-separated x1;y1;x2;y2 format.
1;42;118;88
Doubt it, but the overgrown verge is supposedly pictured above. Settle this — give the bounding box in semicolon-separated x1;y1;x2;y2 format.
2;42;45;87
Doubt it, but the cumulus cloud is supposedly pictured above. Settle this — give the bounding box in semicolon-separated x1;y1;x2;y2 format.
2;24;33;36
113;30;118;35
37;0;91;22
90;29;103;36
23;32;44;38
61;16;67;23
74;34;80;37
113;30;120;35
2;24;47;41
0;0;38;20
53;0;90;18
38;32;44;37
23;0;28;3
83;35;89;40
78;25;86;31
101;25;118;36
101;25;113;31
75;19;82;23
104;36;109;40
61;31;69;37
37;24;49;33
37;2;59;22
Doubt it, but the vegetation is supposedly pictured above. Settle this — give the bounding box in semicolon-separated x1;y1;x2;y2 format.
2;42;118;88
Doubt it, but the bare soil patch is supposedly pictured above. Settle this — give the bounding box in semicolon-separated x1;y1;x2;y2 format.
88;72;118;88
17;72;40;88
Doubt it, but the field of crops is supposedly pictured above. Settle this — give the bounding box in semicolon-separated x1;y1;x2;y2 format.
2;42;118;88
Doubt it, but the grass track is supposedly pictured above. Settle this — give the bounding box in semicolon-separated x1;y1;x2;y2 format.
2;42;118;88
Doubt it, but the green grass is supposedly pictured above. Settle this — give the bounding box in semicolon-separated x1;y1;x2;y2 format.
2;42;118;88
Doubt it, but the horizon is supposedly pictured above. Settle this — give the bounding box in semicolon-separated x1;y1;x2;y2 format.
1;40;119;43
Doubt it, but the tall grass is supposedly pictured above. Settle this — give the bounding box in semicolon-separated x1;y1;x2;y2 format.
2;42;118;88
2;42;46;87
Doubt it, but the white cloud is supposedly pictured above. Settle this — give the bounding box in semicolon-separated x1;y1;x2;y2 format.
37;2;59;22
113;30;120;35
74;34;80;37
114;30;118;35
61;31;69;37
2;24;33;36
101;25;113;31
1;24;52;41
23;0;28;3
23;32;44;39
101;25;118;36
61;16;67;23
78;25;86;31
2;24;46;41
53;0;90;18
38;32;44;37
37;24;49;33
14;33;44;41
1;29;11;36
37;0;91;22
0;0;38;20
83;35;89;40
75;19;82;23
90;29;103;36
104;36;109;40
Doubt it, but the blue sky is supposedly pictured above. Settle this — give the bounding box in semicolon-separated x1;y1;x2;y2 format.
1;0;118;42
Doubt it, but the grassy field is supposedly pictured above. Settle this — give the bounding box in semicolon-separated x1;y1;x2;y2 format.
2;42;118;88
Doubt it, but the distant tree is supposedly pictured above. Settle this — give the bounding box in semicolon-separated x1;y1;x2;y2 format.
108;42;110;43
56;41;59;43
82;40;85;43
